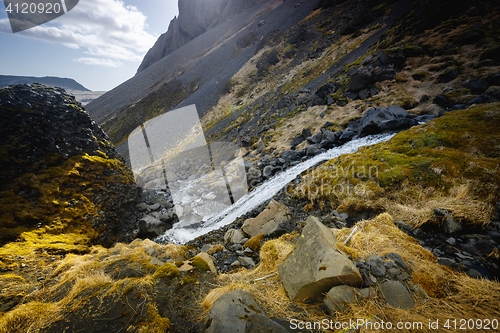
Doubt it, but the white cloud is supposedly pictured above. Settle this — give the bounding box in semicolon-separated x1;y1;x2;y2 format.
3;0;157;67
75;57;123;67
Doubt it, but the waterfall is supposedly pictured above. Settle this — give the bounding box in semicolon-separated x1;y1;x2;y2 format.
156;133;395;244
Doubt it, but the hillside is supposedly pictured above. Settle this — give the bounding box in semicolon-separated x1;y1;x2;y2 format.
0;75;90;91
2;0;500;332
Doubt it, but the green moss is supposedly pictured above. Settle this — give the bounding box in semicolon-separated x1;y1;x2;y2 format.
190;256;210;272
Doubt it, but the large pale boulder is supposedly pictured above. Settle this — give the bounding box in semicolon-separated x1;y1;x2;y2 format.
205;290;287;333
278;216;362;302
242;200;292;237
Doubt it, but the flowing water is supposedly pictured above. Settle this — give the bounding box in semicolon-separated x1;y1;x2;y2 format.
157;133;395;244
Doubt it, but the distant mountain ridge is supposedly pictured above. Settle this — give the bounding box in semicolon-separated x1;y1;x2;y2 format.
136;0;264;73
0;75;90;91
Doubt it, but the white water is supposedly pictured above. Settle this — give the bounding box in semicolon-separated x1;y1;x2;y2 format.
157;133;395;244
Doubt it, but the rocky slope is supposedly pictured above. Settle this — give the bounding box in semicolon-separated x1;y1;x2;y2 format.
2;0;500;332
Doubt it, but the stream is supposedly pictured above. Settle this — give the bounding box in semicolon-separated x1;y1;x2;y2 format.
156;133;395;244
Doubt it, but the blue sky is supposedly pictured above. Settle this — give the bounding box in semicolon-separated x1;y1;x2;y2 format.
0;0;178;91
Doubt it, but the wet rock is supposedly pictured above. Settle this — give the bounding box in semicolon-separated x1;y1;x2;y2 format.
380;280;414;309
355;105;415;137
278;216;362;302
305;145;320;156
138;215;169;238
281;150;303;163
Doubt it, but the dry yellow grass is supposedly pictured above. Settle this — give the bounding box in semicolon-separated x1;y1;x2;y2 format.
201;214;500;332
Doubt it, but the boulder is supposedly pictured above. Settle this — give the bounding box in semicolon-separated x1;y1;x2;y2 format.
374;65;396;82
356;105;415;137
278;216;363;302
324;285;356;314
206;290;287;333
281;150;303;163
465;79;490;94
192;252;217;273
138;215;169;238
349;67;372;91
380;280;415;309
242;200;292;237
305;145;320;156
224;228;246;245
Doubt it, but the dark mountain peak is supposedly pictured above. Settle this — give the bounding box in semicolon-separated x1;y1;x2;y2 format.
136;0;265;73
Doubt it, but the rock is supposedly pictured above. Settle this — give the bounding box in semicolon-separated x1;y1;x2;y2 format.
238;256;256;268
305;145;320;156
380;280;415;309
138;215;169;238
206;290;288;333
321;129;337;143
358;89;371;100
148;203;160;211
192;252;217;273
438;257;456;267
231;260;241;268
374;65;396;82
339;129;355;142
278;216;362;302
281;150;303;163
247;167;261;179
242;200;292;237
263;165;275;178
436;68;459;83
315;82;338;99
433;94;450;108
241;135;252;147
308;133;323;144
465;79;490;94
485;86;500;100
383;253;410;272
349;67;372;91
301;128;312;138
136;202;148;210
324;285;356;314
370;265;386;278
224;228;246;245
345;91;359;100
434;208;462;234
356;287;376;300
356;105;415;137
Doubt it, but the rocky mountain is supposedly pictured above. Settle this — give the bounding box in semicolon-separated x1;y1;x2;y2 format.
2;0;500;331
137;0;264;73
0;75;90;91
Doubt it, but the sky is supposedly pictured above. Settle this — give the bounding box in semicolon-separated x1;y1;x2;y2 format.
0;0;179;91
